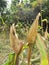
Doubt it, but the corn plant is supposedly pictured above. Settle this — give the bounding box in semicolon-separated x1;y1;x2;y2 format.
3;13;48;65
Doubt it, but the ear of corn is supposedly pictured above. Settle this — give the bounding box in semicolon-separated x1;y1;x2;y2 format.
10;24;19;53
36;34;48;65
27;13;41;44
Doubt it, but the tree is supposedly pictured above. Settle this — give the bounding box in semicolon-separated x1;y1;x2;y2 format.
11;0;19;12
0;0;7;13
30;0;36;3
23;0;30;4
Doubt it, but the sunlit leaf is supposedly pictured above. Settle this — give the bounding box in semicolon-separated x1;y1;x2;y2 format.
3;53;15;65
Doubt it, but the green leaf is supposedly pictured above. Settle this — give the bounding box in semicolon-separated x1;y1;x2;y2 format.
3;53;15;65
36;34;48;65
22;43;28;50
0;16;5;24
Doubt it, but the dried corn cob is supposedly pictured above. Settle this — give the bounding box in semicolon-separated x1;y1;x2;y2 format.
27;13;41;44
10;24;19;53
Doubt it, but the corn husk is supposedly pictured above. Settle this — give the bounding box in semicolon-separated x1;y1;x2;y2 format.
10;24;24;54
27;13;41;44
10;24;19;53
